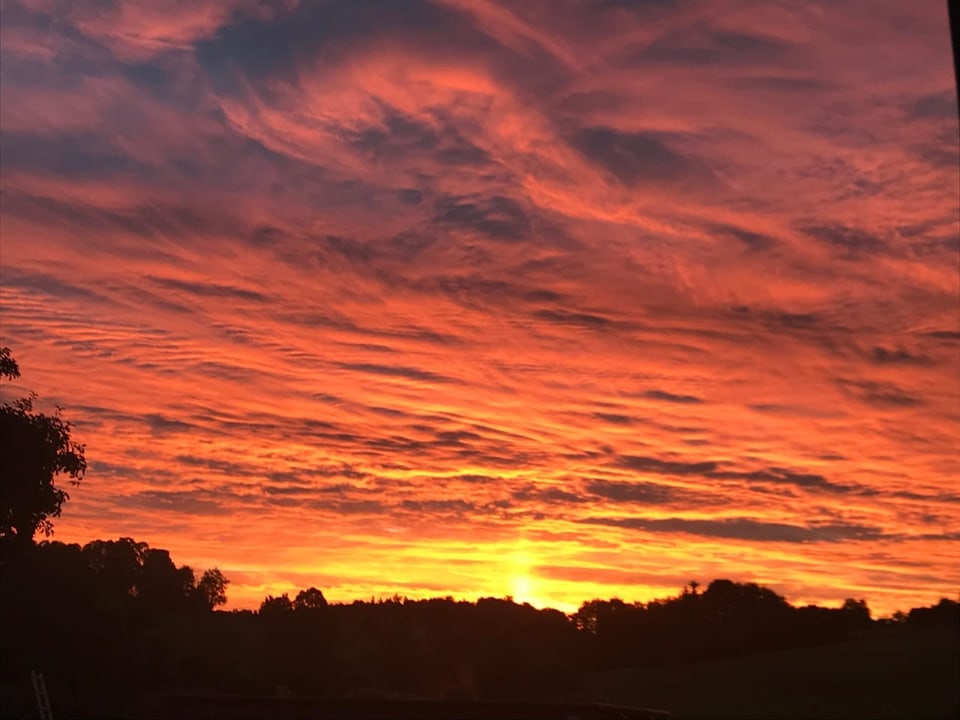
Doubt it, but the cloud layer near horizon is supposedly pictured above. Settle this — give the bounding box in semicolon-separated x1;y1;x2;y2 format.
1;0;958;615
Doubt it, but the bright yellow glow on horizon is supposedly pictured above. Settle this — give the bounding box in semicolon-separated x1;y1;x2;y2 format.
508;544;544;607
511;574;534;605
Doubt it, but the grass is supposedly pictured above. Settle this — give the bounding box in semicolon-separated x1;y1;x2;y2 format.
583;625;959;719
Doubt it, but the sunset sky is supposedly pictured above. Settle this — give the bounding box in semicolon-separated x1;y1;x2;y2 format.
1;0;958;616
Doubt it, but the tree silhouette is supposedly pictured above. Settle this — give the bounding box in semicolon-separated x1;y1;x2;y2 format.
260;593;294;617
138;548;195;615
195;568;230;610
841;597;872;629
0;348;86;554
0;347;20;379
294;586;328;610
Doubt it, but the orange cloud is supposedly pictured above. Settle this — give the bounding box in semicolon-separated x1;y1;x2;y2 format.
1;0;957;618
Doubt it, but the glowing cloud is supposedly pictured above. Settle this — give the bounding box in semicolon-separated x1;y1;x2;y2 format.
1;0;957;616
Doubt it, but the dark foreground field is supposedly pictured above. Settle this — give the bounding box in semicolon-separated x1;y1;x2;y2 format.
585;624;959;720
3;624;955;719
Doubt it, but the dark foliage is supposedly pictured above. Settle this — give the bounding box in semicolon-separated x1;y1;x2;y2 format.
0;348;86;553
906;598;960;629
571;580;883;670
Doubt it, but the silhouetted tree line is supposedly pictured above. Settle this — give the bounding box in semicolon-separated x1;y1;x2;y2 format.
0;539;230;716
3;539;957;717
2;347;958;716
570;582;882;669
